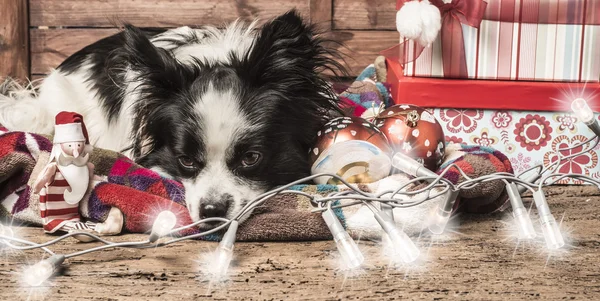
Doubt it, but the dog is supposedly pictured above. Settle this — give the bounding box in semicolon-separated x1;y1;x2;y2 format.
0;10;344;225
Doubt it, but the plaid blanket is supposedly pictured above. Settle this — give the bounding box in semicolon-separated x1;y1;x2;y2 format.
0;127;512;241
0;61;513;241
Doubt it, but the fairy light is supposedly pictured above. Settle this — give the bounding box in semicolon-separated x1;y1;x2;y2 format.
22;255;65;287
532;190;565;250
322;207;364;269
209;221;239;279
391;152;458;234
391;152;431;178
372;209;420;263
2;109;599;283
149;211;177;242
0;224;14;245
505;183;536;240
571;98;595;124
427;189;459;235
571;98;600;137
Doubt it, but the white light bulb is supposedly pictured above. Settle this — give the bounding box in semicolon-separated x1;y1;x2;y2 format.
0;224;14;246
151;211;177;239
513;207;537;240
322;209;364;269
427;206;451;235
333;231;365;269
391;152;423;176
505;183;536;240
23;261;53;287
212;244;234;278
539;214;565;250
22;255;65;287
386;227;420;263
571;98;595;124
208;220;238;280
532;190;565;250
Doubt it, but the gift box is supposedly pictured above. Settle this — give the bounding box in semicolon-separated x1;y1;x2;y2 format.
382;1;600;184
385;0;600;82
433;107;600;185
384;58;600;184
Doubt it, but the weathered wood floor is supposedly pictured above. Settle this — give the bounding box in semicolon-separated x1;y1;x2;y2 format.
1;186;599;300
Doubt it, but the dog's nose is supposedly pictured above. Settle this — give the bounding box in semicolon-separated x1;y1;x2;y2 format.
199;194;233;219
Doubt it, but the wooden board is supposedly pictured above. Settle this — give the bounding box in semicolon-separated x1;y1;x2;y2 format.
30;29;119;74
1;186;600;300
309;0;333;30
29;0;310;27
322;30;398;75
30;28;398;76
332;0;395;30
0;0;29;80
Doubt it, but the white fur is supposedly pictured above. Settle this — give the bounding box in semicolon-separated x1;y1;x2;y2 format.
151;22;256;66
182;87;262;222
417;1;443;46
396;1;424;40
396;0;442;47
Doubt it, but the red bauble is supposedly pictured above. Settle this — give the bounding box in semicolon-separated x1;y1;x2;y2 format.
310;117;393;184
374;104;446;171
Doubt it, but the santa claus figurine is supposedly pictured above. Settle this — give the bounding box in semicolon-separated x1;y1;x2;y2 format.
33;111;123;238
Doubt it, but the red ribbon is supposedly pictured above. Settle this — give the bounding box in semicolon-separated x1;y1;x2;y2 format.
382;0;600;79
383;0;487;78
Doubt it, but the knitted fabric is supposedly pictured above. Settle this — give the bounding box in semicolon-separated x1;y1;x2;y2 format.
0;129;511;241
0;63;513;241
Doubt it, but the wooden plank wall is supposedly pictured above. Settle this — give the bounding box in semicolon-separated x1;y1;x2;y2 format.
3;0;400;80
0;0;29;81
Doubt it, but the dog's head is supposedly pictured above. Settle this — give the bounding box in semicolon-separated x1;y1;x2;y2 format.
122;11;343;224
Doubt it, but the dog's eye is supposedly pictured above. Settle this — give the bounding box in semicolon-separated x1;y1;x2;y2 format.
241;151;261;167
178;156;197;169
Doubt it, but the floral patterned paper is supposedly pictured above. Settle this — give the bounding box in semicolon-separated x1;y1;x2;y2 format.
433;109;600;184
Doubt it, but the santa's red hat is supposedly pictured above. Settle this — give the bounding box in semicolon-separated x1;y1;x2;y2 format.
53;111;90;144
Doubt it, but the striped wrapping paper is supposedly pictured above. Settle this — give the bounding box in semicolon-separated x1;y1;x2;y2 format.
404;0;600;82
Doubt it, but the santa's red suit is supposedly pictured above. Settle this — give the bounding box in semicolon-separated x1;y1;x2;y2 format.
39;166;83;232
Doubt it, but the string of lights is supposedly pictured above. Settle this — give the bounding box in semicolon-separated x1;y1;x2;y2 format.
0;98;598;287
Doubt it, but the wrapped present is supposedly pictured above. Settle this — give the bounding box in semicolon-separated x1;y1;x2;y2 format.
371;58;600;185
384;0;600;82
385;58;600;111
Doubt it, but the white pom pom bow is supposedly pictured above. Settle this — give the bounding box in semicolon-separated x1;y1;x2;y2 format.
396;0;443;47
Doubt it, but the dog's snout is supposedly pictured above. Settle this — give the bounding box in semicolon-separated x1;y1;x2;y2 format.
200;193;233;218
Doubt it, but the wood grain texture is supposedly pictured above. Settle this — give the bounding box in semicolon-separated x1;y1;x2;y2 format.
310;0;333;30
30;28;120;74
332;0;395;30
29;0;310;27
31;28;398;76
1;186;599;300
0;0;29;80
322;30;397;75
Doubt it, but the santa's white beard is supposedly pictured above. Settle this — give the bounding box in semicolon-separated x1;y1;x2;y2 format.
57;151;90;167
56;152;90;205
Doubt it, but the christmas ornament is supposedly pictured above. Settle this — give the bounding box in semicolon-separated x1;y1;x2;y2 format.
374;104;445;171
310;117;393;185
32;111;124;239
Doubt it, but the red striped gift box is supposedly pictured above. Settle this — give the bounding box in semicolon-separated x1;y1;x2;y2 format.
384;0;600;111
385;0;600;82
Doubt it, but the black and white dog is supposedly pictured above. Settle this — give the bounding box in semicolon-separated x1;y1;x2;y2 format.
0;10;343;224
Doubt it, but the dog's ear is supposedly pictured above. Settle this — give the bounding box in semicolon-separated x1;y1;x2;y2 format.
242;10;344;85
121;24;186;90
120;24;188;159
